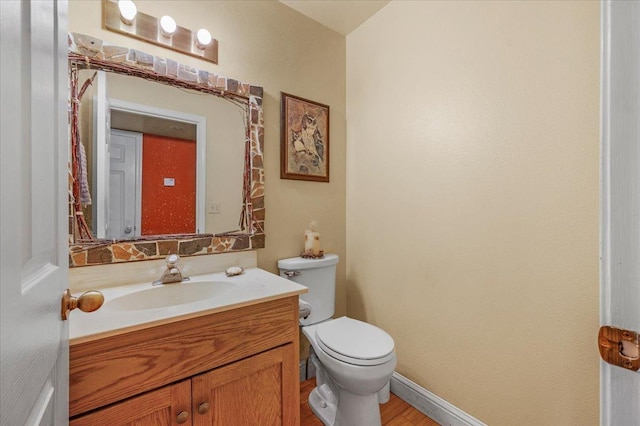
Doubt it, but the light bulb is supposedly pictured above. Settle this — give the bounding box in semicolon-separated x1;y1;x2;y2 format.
118;0;137;25
196;29;212;49
160;15;177;37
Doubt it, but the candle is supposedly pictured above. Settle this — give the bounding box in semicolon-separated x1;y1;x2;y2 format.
304;229;320;255
304;221;321;256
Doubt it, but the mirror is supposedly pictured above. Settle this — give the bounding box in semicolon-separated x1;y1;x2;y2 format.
77;70;245;238
68;33;265;267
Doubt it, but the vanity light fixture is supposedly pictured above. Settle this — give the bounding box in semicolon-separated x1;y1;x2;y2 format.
117;0;137;25
103;0;218;64
195;29;212;50
159;15;177;38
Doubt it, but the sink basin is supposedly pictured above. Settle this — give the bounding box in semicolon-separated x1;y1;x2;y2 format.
105;281;238;311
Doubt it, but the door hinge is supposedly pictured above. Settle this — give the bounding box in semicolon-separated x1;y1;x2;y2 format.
598;326;640;371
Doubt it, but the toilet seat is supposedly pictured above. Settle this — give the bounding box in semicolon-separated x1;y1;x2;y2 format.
315;317;395;366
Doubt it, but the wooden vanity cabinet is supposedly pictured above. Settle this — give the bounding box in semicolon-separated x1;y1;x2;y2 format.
69;296;300;426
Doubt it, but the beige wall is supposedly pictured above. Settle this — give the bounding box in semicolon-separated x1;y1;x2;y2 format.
68;1;347;316
346;1;599;425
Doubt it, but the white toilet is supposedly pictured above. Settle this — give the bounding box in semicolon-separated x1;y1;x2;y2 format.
278;254;397;426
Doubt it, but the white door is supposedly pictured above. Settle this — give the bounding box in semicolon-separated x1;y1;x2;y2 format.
0;1;69;425
108;129;142;239
600;1;640;424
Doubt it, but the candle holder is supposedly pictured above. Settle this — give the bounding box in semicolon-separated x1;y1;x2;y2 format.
300;250;324;259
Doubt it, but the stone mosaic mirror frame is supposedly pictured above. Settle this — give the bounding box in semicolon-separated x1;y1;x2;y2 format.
68;33;265;267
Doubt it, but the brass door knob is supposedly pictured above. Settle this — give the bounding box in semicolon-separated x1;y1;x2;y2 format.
197;402;210;415
176;411;189;424
61;289;104;321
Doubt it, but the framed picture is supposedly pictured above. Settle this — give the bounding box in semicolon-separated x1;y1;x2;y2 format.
280;92;330;182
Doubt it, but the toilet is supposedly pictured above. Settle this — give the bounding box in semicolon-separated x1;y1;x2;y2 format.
278;254;397;426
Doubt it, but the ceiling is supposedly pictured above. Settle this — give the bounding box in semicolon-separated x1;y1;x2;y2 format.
279;0;390;36
111;109;197;141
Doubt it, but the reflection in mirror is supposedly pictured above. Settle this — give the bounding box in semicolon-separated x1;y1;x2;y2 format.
77;70;246;239
67;33;265;267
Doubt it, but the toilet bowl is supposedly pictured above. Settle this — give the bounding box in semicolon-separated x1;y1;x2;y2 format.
279;254;397;426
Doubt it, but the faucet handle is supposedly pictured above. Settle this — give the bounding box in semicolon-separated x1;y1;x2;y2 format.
166;254;180;267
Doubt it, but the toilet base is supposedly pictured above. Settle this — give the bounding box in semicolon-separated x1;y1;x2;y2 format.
308;387;336;426
308;385;383;426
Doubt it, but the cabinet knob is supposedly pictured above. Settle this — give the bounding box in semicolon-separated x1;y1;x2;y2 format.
197;402;210;415
176;411;189;424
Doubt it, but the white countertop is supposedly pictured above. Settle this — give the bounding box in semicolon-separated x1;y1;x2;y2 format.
70;267;307;344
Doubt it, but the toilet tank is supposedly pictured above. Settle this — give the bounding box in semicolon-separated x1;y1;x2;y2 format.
278;254;338;326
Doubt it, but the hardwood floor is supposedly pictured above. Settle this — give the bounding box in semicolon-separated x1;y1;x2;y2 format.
300;379;440;426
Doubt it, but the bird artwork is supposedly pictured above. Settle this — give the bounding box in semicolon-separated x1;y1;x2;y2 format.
300;113;323;161
288;112;326;175
282;93;329;181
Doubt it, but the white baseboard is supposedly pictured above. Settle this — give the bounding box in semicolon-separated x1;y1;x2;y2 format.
390;372;486;426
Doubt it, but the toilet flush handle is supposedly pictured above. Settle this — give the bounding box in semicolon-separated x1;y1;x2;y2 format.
283;270;300;277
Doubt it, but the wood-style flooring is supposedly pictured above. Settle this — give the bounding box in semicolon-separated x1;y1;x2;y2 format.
300;378;440;426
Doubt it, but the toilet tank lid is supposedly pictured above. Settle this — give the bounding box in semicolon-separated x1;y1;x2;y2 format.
278;254;338;270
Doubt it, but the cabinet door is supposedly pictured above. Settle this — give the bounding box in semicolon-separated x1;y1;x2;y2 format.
70;379;192;426
192;344;299;426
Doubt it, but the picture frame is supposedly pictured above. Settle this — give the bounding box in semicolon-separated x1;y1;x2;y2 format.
280;92;330;182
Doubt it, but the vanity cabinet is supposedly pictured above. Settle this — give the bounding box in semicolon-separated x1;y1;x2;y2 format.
69;296;300;425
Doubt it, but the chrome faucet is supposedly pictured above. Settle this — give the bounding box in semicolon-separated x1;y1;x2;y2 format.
153;254;188;285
